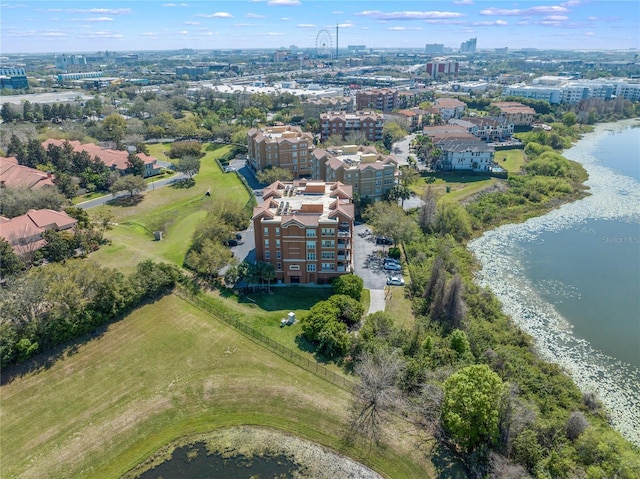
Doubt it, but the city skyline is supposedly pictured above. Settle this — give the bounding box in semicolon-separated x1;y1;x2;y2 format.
1;0;639;54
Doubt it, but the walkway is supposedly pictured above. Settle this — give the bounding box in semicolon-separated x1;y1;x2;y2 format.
368;289;386;315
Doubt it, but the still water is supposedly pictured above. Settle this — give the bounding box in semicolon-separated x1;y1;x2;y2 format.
469;120;640;445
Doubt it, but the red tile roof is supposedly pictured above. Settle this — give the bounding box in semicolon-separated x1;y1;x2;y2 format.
0;209;77;249
0;157;55;189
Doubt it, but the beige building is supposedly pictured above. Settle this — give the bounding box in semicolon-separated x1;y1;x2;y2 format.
356;88;399;112
252;180;355;284
247;125;314;176
491;102;537;126
319;111;384;142
312;145;397;202
302;96;354;119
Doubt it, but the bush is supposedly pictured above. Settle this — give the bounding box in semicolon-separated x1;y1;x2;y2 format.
167;141;204;159
332;274;364;301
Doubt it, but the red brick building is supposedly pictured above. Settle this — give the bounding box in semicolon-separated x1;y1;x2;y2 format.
319;111;384;142
252;180;354;284
356;88;399;112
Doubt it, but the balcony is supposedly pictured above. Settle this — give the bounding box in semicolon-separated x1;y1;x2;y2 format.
336;263;351;273
337;240;351;249
337;230;351;237
337;252;350;261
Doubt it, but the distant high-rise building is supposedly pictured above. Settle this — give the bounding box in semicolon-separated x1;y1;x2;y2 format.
426;61;459;80
425;43;445;55
460;37;477;54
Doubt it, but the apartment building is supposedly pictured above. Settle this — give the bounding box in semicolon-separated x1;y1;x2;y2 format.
252;180;355;284
435;138;495;172
247;125;314;175
319;111;384;142
426;61;459;80
448;117;514;141
491;102;537;126
302;96;354;118
432;98;467;120
355;88;399;112
312;145;397;202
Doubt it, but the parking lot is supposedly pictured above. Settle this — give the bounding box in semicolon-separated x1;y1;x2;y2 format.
352;223;403;290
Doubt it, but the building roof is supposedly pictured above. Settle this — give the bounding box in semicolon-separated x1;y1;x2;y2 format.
423;125;475;141
434;98;467;110
436;138;495;153
0;157;55;189
42;139;158;171
491;102;537;115
0;209;77;247
320;111;383;121
253;180;354;226
317;145;397;173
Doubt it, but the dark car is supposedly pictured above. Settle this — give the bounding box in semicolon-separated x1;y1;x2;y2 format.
235;233;242;240
384;262;402;271
376;236;393;245
225;239;238;247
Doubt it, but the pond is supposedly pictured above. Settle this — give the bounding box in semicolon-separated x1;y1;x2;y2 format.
125;426;383;479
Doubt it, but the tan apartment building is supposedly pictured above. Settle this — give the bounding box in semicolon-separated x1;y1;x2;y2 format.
252;180;355;284
356;88;399;112
312;145;397;202
247;125;314;176
320;111;384;142
302;96;354;119
491;102;537;126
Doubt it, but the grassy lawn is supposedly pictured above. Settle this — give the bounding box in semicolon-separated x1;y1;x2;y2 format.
385;286;416;330
1;294;433;479
89;144;250;272
411;173;498;205
495;148;527;173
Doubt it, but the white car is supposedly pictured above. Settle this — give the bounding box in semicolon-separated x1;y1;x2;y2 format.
387;276;405;286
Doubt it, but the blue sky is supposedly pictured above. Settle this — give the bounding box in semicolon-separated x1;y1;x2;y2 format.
1;1;638;54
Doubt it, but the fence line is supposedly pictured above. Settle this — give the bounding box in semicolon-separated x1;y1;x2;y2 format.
175;288;356;393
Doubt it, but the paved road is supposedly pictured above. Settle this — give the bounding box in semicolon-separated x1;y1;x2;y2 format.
76;173;186;210
391;134;416;166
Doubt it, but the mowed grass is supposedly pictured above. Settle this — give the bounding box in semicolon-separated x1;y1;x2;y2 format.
411;174;497;205
495;148;527;173
89;145;250;272
0;294;432;479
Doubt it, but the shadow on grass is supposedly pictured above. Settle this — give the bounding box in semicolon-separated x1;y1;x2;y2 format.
431;443;469;478
0;293;172;386
107;194;144;207
430;172;492;184
237;287;333;312
170;178;195;189
294;334;335;365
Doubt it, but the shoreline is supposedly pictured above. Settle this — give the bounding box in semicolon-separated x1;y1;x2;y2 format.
468;118;640;446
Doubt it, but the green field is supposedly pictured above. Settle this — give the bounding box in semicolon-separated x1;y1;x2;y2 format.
495;148;527;173
0;294;432;479
411;173;498;205
89;145;250;273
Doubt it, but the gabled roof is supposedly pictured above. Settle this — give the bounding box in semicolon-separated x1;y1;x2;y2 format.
42;139;158;171
0;209;77;247
0;157;55;189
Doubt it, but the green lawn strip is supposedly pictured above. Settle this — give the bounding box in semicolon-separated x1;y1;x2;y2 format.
385;287;416;330
1;294;431;479
495;148;527;173
360;288;371;316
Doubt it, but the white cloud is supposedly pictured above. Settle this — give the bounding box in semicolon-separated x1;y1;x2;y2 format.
41;31;68;37
234;23;254;27
246;13;265;18
141;32;158;36
266;31;285;35
332;11;344;15
387;26;423;31
183;21;200;25
179;30;189;34
338;22;354;28
72;17;114;22
453;0;474;4
472;19;508;26
297;24;316;28
356;10;465;20
587;16;598;21
80;30;124;38
280;17;292;21
195;12;233;18
480;6;568;16
64;8;131;15
544;15;569;21
267;0;301;5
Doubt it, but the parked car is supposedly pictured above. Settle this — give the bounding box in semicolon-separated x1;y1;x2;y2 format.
386;276;405;286
235;233;242;240
384;258;401;266
384;262;402;271
223;166;235;173
224;239;238;247
376;236;393;245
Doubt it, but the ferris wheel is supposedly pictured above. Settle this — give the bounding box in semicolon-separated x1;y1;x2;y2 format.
315;28;333;58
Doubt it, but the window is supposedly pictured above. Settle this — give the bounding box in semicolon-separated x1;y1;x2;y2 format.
321;263;335;271
275;227;280;235
321;240;335;248
277;262;282;271
263;227;268;235
306;241;316;250
276;239;281;248
321;251;335;259
276;250;281;259
321;228;335;236
307;252;316;260
306;229;317;237
264;239;269;248
265;251;270;259
289;264;300;271
307;264;316;272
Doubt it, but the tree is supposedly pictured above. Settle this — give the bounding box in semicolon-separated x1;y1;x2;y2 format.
328;294;364;327
442;364;505;453
110;175;147;197
256;167;293;185
435;202;472;241
126;152;145;177
0;239;24;278
168;141;204;159
101;114;127;142
364;201;419;246
349;350;404;445
332;274;364;301
91;209;115;242
566;411;589;440
173;155;201;180
419;186;438;232
184;239;233;281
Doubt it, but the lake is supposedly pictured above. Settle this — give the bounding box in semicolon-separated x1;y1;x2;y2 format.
469;119;640;445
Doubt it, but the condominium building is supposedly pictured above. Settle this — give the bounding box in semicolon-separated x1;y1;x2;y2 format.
312;145;397;202
355;88;399;112
503;79;638;105
432;97;467;120
319;111;384;142
302;96;354;118
435;138;495;172
247;125;314;175
252;180;355;284
448;117;514;141
491;102;537;126
426;61;459;80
